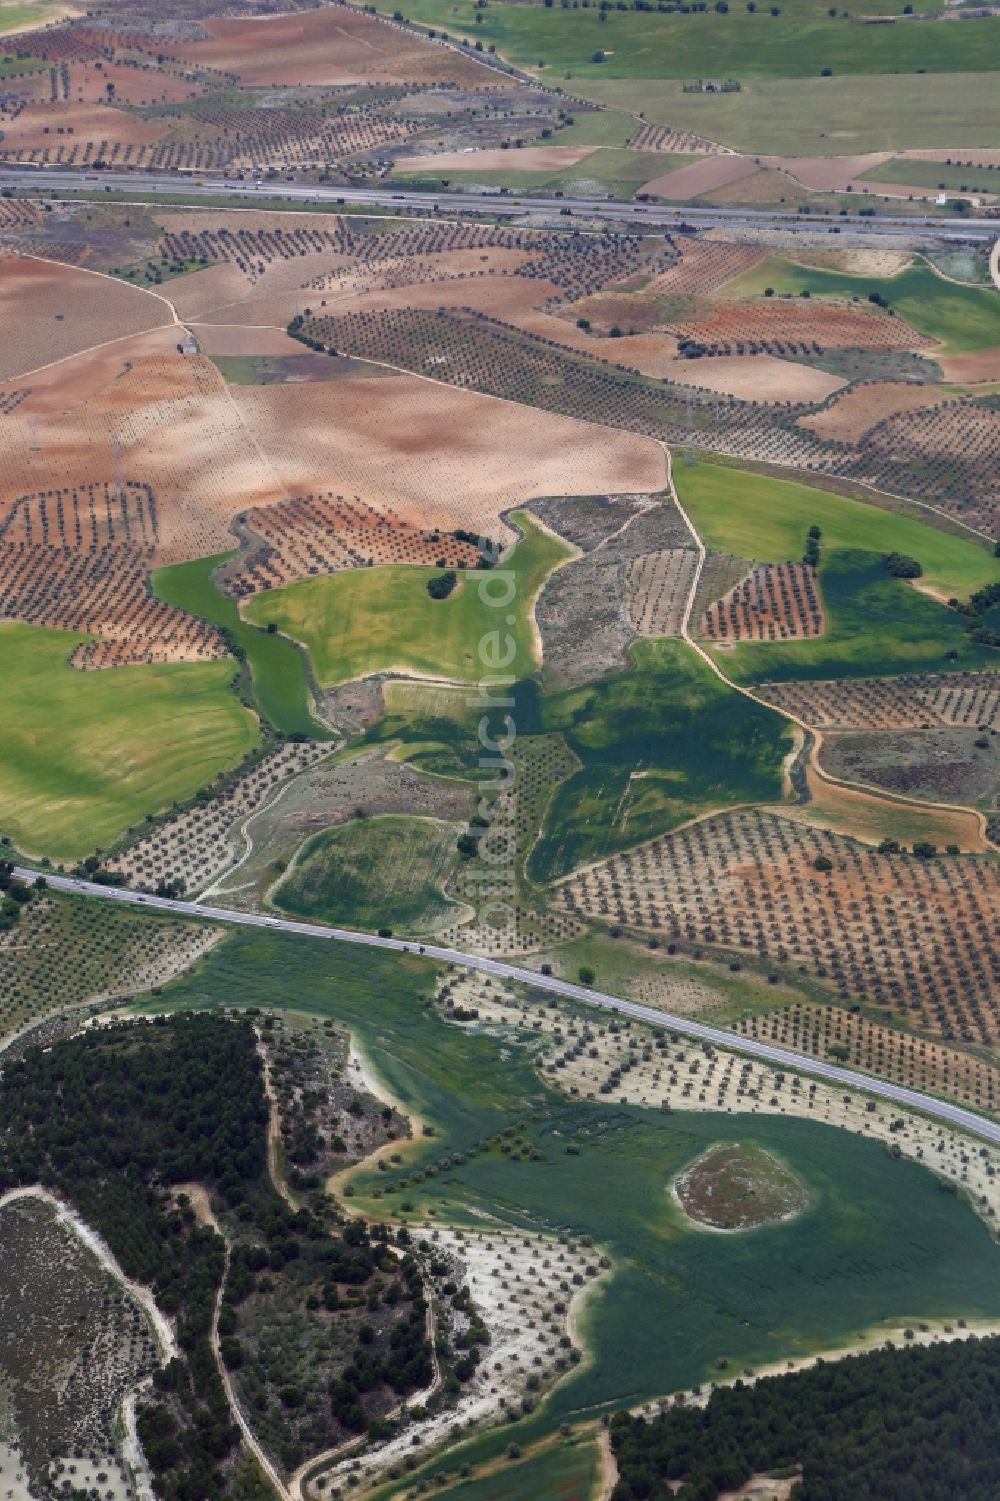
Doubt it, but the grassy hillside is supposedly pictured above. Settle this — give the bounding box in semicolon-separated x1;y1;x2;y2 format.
0;622;257;861
244;512;571;688
675;460;999;595
153;553;329;739
274;815;465;934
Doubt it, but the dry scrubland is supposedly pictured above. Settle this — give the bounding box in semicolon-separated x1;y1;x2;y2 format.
0;1192;159;1501
105;741;330;896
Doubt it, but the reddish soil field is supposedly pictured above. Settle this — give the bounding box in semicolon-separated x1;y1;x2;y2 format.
217;491;482;596
0;100;167;158
641;154;758;199
515;309;680;374
647;239;768;295
671;298;930;353
799;380;943;441
64;60;203;107
0;256;172;381
167;8;495;88
557;808;1000;1042
734;1002;1000;1112
762;153;893;191
938;348;1000;383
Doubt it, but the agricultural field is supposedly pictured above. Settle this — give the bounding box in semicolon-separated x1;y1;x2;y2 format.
0;7;999;1493
152;552;330;738
0;621;257;861
371;0;1000;82
675;459;1000;597
723;254;1000;355
273;813;466;934
243;510;570;687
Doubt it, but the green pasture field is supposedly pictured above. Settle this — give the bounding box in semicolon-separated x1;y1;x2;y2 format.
435;1431;601;1500
360;641;787;878
531;638;790;881
545;109;635;148
720;254;1000;354
153;553;330;739
243;512;571;688
0;52;46;72
859;157;1000;195
142;926;1000;1481
574;73;1000;156
273;814;465;933
675;460;1000;596
0;622;257;862
392;146;690;195
710;548;1000;683
378;0;996;79
0;0;67;34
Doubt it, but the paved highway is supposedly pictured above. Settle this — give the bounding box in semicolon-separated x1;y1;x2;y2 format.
16;866;1000;1146
2;165;999;241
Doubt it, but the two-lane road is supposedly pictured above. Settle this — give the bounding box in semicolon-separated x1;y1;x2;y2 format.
15;866;1000;1146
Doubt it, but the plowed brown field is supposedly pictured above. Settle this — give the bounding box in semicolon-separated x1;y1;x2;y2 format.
799;380;943;441
0;256;172;381
166;7;494;88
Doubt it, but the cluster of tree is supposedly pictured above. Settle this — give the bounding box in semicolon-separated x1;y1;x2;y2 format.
610;1335;1000;1500
952;579;1000;648
884;551;923;579
330;1256;432;1430
0;861;37;928
426;569;458;600
803;525;821;569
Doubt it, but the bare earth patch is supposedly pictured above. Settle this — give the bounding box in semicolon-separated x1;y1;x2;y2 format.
762;153;894;191
399;145;598;174
0;257;172;381
641;155;759;200
167;7;493;88
665;354;845;403
798;380;943;441
0;100;168;158
673;1142;808;1232
938;347;1000;383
